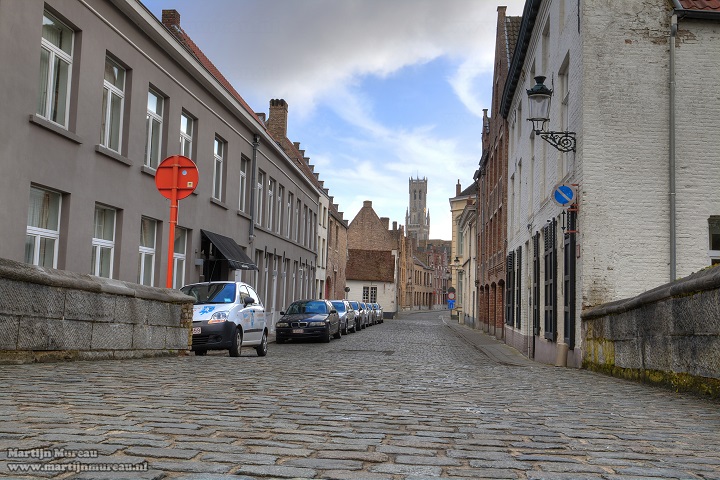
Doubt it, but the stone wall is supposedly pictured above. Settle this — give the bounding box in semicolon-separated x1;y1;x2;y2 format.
0;258;193;364
582;265;720;398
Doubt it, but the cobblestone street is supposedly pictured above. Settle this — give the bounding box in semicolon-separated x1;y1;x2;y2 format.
1;310;719;480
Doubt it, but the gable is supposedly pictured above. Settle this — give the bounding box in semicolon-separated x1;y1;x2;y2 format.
347;250;395;282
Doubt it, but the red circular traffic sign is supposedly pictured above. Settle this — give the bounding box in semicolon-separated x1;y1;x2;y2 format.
448;292;455;300
155;155;198;200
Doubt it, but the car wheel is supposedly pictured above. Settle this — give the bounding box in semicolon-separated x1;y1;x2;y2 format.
333;322;342;339
255;330;268;357
194;350;207;356
323;326;331;343
229;328;242;357
342;321;348;335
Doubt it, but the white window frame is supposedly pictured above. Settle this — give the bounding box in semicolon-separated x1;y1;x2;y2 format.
213;136;224;201
239;156;248;212
295;199;301;242
91;206;116;278
145;89;163;168
138;217;157;286
267;178;275;229
26;187;61;268
173;227;187;289
100;56;125;152
180;112;193;159
276;185;284;234
38;10;73;128
256;170;265;226
286;193;293;239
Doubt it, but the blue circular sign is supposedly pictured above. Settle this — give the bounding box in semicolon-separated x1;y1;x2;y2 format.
553;184;575;206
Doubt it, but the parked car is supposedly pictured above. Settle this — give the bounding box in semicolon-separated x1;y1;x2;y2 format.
359;301;372;327
348;300;367;330
276;299;341;343
180;281;268;357
373;303;384;323
331;299;356;334
365;302;377;326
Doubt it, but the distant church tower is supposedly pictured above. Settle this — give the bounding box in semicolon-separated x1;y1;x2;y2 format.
406;176;430;244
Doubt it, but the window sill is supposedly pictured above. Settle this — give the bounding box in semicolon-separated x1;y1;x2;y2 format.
29;114;82;144
210;198;228;210
95;145;132;166
140;165;157;176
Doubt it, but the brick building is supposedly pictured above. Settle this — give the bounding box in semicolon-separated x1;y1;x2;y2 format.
501;0;720;366
478;7;521;339
347;201;401;316
326;200;349;300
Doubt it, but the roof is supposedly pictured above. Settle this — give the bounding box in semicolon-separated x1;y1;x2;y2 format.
677;0;720;10
505;15;522;66
346;250;395;282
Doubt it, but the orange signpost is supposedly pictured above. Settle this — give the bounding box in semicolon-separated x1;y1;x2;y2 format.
155;155;198;288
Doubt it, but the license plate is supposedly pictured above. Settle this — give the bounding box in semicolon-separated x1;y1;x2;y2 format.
192;327;201;335
292;329;304;334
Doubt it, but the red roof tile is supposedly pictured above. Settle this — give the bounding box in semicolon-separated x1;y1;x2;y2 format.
678;0;720;10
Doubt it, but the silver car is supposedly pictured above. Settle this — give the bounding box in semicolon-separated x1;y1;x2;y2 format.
373;303;384;323
331;300;356;334
349;300;368;330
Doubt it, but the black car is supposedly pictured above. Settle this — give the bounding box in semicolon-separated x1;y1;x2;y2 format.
275;299;341;343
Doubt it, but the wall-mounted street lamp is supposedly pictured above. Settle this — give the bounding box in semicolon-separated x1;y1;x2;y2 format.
527;76;576;153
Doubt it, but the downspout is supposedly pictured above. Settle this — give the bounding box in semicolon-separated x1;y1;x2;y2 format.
249;134;259;254
669;14;677;281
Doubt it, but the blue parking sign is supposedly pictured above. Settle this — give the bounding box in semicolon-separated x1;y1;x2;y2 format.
448;299;455;309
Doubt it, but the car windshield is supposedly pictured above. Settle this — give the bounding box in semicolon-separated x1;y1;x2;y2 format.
331;301;346;312
286;300;327;314
349;301;359;309
180;283;236;304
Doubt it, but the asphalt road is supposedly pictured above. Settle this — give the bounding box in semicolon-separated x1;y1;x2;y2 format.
0;310;719;479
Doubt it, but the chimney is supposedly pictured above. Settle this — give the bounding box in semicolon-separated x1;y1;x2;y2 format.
482;109;489;133
456;180;461;196
268;99;288;140
162;9;181;29
392;221;397;231
363;200;372;208
380;217;389;230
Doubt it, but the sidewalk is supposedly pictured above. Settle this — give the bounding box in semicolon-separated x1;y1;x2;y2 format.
441;314;537;367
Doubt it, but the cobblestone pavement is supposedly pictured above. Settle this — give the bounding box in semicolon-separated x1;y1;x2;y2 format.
1;310;719;480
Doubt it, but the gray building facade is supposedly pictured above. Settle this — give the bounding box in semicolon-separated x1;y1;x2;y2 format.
0;0;320;327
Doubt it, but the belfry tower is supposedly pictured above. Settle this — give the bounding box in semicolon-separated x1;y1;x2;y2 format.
405;176;430;245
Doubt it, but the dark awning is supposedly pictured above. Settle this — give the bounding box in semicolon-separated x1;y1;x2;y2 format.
201;230;257;270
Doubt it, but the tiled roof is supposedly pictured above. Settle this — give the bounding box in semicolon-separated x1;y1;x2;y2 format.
161;15;264;126
458;183;477;198
346;250;395;282
505;16;522;64
678;0;720;10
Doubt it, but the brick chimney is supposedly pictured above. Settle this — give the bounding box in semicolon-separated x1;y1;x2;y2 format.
380;217;390;230
162;9;180;29
392;221;397;231
456;180;461;196
268;99;288;140
363;200;372;208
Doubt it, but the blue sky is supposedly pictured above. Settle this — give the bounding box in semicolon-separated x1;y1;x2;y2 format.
140;0;526;240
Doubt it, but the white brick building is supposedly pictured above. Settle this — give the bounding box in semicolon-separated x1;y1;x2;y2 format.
501;0;720;367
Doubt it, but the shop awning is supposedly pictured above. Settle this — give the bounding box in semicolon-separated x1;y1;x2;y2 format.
201;230;257;270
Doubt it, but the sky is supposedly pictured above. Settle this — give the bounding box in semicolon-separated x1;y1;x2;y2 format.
140;0;526;240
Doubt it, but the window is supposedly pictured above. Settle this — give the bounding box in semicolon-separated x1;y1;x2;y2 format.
710;217;720;265
544;219;557;340
286;193;293;238
100;57;125;152
213;136;224;201
363;286;377;303
145;89;163;168
276;185;284;234
173;227;187;289
138;217;156;286
38;10;73;128
256;170;265;225
505;251;514;326
91;206;115;278
515;246;522;329
239;156;249;212
26;187;61;268
180;113;193;159
295;199;301;242
267;178;275;229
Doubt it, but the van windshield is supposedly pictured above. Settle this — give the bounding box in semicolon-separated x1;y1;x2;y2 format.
181;283;236;304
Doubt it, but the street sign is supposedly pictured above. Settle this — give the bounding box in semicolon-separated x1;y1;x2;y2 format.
448;299;455;309
552;184;575;206
155;155;199;288
448;292;455;300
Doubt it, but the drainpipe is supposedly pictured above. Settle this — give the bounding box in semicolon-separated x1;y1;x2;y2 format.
669;14;677;282
249;134;259;249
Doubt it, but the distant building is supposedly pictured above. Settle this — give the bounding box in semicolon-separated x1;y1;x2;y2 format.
406;177;430;245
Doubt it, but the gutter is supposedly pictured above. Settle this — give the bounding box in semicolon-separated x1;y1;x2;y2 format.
249;134;260;247
669;14;677;281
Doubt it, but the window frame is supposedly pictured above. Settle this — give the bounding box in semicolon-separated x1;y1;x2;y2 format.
91;205;116;278
100;56;126;153
213;136;225;201
173;227;187;289
138;217;157;286
145;89;164;169
180;112;194;159
38;10;74;129
239;156;249;212
25;186;62;268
